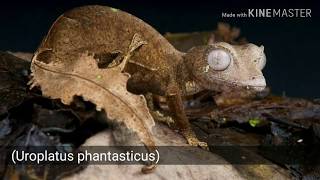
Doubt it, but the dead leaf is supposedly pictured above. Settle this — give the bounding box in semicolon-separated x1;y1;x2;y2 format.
164;23;247;53
0;52;30;115
214;22;246;44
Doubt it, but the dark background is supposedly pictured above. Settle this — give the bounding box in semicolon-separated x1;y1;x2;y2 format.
0;0;319;98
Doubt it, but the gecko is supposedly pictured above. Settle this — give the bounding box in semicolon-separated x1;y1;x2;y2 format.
31;5;267;172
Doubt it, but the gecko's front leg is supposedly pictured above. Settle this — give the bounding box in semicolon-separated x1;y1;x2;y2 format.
166;82;208;149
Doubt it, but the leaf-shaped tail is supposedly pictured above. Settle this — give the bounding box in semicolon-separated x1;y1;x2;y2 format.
30;50;156;149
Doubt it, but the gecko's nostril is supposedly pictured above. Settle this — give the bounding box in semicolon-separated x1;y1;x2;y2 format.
251;77;256;80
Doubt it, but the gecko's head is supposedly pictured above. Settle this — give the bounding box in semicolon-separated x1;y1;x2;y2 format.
184;42;266;92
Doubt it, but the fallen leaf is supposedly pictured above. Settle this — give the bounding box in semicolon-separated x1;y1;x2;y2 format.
0;52;30;115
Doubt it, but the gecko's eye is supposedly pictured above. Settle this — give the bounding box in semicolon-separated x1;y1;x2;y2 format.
207;49;231;71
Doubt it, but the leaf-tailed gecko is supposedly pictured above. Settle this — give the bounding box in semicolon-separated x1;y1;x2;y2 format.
31;5;267;171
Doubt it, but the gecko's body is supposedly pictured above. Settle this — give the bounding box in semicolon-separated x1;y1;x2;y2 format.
32;5;267;165
39;6;187;96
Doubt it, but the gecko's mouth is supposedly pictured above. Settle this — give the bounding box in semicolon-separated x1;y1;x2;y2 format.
224;80;266;92
196;76;266;92
239;77;267;92
224;82;266;92
246;85;266;92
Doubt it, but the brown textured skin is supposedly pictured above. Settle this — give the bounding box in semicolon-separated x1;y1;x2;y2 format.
39;5;187;96
35;5;266;150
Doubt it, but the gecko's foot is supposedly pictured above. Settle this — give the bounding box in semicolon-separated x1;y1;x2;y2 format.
187;137;209;150
182;129;209;150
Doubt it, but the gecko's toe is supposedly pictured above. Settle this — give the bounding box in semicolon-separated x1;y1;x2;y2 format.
187;137;209;150
182;129;209;150
197;141;209;150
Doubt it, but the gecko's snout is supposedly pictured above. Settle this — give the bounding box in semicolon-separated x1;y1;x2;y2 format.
244;76;266;92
